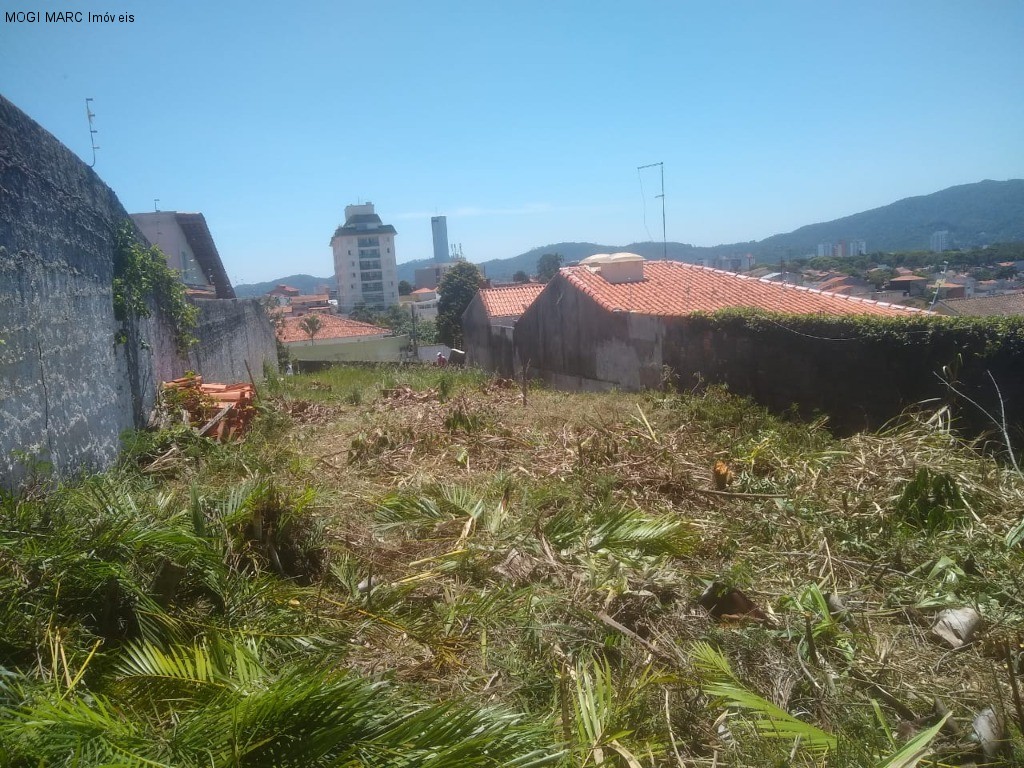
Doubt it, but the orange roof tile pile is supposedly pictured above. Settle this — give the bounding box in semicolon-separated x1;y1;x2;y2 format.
478;283;546;319
562;261;925;317
277;314;390;343
162;375;256;441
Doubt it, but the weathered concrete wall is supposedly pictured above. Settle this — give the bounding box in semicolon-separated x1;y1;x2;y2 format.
513;274;664;390
662;316;1024;439
0;96;276;489
514;273;1023;441
463;295;520;377
0;95;139;486
287;334;408;363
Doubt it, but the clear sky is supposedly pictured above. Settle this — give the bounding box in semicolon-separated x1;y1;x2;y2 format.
3;1;1023;284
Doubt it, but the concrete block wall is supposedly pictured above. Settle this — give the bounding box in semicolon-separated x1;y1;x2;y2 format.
0;95;277;488
0;96;139;487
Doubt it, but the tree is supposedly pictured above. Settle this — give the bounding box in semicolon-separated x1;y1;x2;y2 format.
436;261;482;348
398;280;413;296
348;302;375;324
512;270;529;283
298;314;322;344
537;252;562;283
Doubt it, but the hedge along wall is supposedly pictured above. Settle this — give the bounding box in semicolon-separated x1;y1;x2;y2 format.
661;310;1024;443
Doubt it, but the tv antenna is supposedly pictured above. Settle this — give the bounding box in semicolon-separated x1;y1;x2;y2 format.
638;162;666;261
85;98;99;168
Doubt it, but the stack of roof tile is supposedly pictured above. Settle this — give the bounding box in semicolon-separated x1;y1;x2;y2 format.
162;375;256;441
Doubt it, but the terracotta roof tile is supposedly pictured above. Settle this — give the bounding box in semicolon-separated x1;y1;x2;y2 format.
289;294;330;304
937;292;1024;317
278;314;390;343
561;261;926;318
478;283;545;319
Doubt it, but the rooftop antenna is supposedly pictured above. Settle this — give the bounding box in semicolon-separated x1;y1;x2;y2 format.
85;98;99;168
638;162;666;261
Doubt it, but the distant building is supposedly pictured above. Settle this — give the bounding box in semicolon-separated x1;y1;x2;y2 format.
415;260;485;290
816;240;867;259
935;292;1024;317
462;283;545;376
330;202;399;313
130;211;235;298
513;254;924;391
930;230;950;253
431;216;448;263
399;287;439;320
278;314;406;364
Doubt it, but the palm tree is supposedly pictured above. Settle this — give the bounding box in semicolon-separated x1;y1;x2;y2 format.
298;314;323;345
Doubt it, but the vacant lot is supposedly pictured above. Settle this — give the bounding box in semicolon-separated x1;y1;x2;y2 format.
2;364;1022;766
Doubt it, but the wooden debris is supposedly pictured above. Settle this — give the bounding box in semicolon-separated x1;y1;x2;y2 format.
698;582;771;624
162;375;256;441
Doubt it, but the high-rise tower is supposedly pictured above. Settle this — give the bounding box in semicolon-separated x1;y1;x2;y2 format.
331;202;399;313
431;215;448;263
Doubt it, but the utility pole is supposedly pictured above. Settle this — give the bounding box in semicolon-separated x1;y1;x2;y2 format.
638;162;666;260
410;303;418;358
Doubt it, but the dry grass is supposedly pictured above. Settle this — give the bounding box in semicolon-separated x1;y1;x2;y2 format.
225;365;1024;765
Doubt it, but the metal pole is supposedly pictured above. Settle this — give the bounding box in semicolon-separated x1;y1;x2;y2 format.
659;163;667;261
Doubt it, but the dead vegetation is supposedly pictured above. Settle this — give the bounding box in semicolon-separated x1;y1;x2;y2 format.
255;365;1024;766
3;363;1023;766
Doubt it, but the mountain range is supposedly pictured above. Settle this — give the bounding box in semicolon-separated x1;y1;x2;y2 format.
234;179;1024;296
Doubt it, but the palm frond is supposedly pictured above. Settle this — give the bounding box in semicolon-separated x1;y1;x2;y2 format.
691;641;837;754
874;714;949;768
590;505;695;557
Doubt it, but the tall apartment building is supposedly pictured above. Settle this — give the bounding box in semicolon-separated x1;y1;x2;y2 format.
816;239;867;259
431;215;448;262
930;230;950;253
331;203;399;313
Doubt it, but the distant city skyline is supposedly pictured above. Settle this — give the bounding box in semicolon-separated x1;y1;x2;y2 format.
2;1;1022;283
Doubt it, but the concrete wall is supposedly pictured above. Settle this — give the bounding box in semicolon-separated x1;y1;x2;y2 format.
0;95;139;486
463;295;518;377
0;95;277;489
661;316;1024;439
513;274;664;390
286;334;409;363
513;273;1024;441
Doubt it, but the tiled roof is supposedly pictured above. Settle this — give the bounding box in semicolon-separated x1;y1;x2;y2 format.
889;275;928;282
936;292;1024;317
411;287;435;295
278;314;390;343
174;213;236;299
290;294;330;304
478;283;546;319
561;261;925;317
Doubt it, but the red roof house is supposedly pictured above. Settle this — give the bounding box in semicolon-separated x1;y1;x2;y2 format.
513;253;927;402
462;283;546;375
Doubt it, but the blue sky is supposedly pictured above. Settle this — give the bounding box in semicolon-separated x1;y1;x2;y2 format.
3;1;1023;284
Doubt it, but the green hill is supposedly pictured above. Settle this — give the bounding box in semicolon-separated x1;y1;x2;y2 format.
235;179;1024;291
